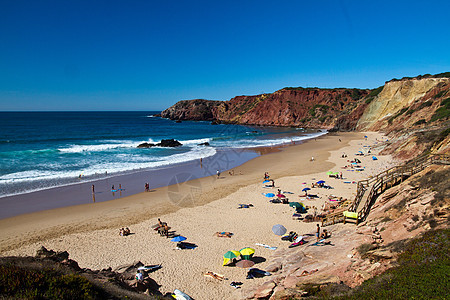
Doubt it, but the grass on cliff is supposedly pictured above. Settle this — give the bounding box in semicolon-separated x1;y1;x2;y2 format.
340;228;449;300
0;265;101;299
303;229;449;299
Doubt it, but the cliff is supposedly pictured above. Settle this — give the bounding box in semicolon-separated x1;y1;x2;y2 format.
161;74;449;133
160;99;221;121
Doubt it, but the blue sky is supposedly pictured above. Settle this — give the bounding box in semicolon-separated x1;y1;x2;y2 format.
1;0;449;111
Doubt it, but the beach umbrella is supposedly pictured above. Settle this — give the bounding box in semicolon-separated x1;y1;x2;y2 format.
372;156;378;160
263;180;271;184
272;224;287;236
171;235;187;242
223;250;241;266
326;171;334;175
264;193;275;198
236;260;255;268
317;180;325;184
239;247;255;260
289;202;303;209
276;193;286;198
302;187;311;192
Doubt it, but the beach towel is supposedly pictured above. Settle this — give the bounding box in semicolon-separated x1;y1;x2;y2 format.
343;211;358;219
255;243;277;250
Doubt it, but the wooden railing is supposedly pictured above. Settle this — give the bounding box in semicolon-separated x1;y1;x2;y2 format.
322;153;449;226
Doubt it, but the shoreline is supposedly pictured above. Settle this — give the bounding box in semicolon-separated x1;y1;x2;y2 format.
0;131;397;299
0;131;343;252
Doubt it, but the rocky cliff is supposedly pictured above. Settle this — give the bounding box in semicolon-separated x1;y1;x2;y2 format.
161;74;449;133
162;88;371;130
160;99;221;121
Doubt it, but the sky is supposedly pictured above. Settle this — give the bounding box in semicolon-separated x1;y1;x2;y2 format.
1;0;449;111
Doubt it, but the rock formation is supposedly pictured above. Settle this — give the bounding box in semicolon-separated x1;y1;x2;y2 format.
137;139;182;148
160;73;450;133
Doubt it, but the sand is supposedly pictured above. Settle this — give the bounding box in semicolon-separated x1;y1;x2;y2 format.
0;131;396;299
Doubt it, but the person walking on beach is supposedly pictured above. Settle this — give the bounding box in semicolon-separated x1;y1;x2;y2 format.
316;224;320;242
216;170;220;178
92;184;95;193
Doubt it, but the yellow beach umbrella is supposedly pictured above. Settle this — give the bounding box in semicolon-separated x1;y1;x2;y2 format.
239;247;255;260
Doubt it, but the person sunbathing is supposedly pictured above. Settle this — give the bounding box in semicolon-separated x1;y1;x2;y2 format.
124;227;131;236
214;232;233;238
204;271;225;280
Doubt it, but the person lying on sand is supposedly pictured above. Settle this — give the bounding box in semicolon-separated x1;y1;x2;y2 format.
204;271;225;280
214;232;233;238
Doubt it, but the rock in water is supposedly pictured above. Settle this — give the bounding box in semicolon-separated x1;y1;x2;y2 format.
158;139;182;147
137;142;155;148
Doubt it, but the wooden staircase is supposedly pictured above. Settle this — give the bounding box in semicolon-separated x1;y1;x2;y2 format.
322;154;449;227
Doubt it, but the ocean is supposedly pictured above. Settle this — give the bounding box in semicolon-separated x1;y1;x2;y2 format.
0;111;326;199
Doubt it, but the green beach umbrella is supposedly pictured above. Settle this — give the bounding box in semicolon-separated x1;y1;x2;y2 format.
223;250;241;266
326;171;334;175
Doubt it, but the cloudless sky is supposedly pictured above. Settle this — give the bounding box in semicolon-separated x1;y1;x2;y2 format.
1;0;449;111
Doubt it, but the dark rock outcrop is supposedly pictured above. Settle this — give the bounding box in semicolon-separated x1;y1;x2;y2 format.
138;139;182;148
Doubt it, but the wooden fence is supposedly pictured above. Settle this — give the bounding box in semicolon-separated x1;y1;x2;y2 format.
322;154;449;226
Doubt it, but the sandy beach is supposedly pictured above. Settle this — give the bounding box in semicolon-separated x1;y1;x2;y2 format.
0;131;396;299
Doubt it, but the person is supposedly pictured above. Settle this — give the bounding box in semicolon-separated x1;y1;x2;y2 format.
316;224;320;242
339;172;343;179
200;157;203;168
320;229;330;239
216;170;220;178
311;156;314;162
135;270;144;281
264;172;270;180
112;185;115;190
124;227;130;235
119;228;124;236
271;179;275;187
92;184;95;193
145;182;149;192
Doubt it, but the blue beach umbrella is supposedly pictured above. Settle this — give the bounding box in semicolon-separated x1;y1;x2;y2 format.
372;156;378;160
272;224;287;236
264;193;275;197
317;180;325;184
171;236;187;242
263;180;271;184
302;187;311;192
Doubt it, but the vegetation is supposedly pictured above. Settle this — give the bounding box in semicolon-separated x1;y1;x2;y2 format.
0;265;101;299
413;119;426;125
304;229;449;299
418;100;433;109
364;86;384;104
430;97;450;121
387;107;408;124
340;229;450;299
389;71;450;82
433;90;447;98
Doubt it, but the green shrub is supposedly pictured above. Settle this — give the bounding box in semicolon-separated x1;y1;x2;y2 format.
433;90;447;98
388;107;408;124
0;265;99;299
430;106;450;121
418;100;433;109
414;119;426;125
334;229;450;299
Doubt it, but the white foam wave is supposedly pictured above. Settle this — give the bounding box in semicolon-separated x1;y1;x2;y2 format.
0;146;217;185
214;131;327;148
179;138;212;146
58;139;158;153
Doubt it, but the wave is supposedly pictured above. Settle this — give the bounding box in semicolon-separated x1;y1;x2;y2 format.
0;146;217;186
213;131;327;148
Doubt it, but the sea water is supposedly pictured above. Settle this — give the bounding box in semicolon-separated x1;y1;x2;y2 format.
0;111;326;198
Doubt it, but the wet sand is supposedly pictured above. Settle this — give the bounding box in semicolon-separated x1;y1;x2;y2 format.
0;132;396;299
